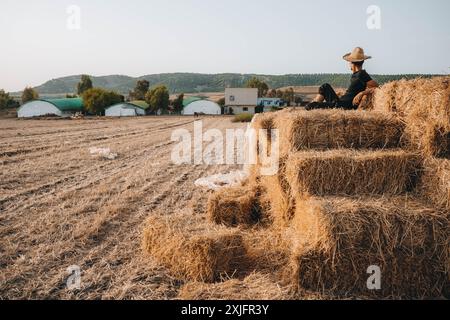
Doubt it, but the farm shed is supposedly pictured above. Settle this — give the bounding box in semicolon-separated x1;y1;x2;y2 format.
18;98;84;118
224;88;258;115
105;101;148;117
182;99;221;115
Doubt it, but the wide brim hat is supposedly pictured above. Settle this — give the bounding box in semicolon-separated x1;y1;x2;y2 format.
343;47;372;62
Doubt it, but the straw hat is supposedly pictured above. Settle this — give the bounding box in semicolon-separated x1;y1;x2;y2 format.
343;47;372;62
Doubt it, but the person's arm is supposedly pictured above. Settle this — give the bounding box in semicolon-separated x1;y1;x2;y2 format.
367;79;379;89
353;81;379;106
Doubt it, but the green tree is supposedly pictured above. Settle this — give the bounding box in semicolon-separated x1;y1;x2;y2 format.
294;96;303;106
21;87;39;104
129;80;150;101
82;88;122;115
217;97;225;107
0;90;15;109
172;93;184;114
145;85;170;115
245;77;269;97
77;75;93;95
282;88;295;106
267;89;277;98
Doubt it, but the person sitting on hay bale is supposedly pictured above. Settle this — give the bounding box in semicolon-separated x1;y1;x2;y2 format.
307;47;379;110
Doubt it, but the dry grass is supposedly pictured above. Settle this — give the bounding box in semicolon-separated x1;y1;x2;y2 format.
0;117;248;299
288;196;449;298
373;77;450;158
142;212;246;283
178;273;293;300
285;149;421;197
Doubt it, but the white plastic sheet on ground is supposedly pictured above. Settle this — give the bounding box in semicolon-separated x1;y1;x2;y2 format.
89;147;118;160
194;170;249;191
194;115;259;190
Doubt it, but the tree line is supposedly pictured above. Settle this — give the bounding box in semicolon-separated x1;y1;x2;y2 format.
0;75;185;115
245;77;302;106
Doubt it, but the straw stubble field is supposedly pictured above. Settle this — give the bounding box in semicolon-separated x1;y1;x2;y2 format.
1;77;449;300
0;116;246;299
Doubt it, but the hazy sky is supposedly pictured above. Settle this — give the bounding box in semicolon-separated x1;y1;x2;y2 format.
1;0;449;91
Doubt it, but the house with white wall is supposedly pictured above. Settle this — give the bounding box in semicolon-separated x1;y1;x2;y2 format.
224;88;258;115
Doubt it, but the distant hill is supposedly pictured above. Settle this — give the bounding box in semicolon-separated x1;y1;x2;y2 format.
19;73;440;96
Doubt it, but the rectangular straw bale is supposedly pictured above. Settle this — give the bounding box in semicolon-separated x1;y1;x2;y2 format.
142;213;246;282
419;157;450;210
285;149;421;196
272;110;405;155
373;77;450;158
288;196;449;298
207;183;264;227
258;157;296;227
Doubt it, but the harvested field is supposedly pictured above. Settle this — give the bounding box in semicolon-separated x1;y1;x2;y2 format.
178;273;293;300
0;116;248;299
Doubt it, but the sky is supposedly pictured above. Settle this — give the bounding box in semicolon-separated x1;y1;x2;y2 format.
0;0;449;91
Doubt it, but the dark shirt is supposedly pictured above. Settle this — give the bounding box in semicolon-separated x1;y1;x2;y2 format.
340;70;372;103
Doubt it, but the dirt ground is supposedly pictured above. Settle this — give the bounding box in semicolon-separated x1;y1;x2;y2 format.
0;116;246;299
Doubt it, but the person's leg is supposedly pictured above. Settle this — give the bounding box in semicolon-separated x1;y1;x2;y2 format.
319;83;339;104
307;84;339;110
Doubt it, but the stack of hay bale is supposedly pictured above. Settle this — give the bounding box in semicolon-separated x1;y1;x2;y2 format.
207;77;449;299
142;77;449;299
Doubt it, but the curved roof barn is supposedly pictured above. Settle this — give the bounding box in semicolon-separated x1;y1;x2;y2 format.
18;98;84;118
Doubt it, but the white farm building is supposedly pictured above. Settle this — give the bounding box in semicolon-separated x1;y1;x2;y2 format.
224;88;258;115
18;98;84;118
105;101;149;117
182;98;221;115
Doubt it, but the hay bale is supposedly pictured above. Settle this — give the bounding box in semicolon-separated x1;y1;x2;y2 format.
273;110;405;155
419;157;450;210
373;77;450;158
251;112;276;132
285;149;421;196
142;213;246;282
207;184;264;227
288;196;449;298
258;157;296;227
242;227;292;274
178;273;293;300
356;89;376;111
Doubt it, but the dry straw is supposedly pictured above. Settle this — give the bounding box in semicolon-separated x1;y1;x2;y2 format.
207;183;265;227
288;196;449;298
142;212;246;282
373;77;450;158
258;157;297;227
273;110;405;155
285;149;421;197
419;157;450;210
178;273;293;300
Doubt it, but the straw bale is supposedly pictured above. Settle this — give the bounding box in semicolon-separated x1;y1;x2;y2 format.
142;213;246;282
288;196;449;298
